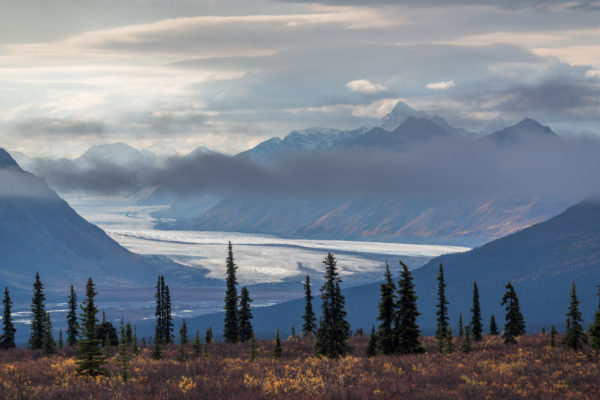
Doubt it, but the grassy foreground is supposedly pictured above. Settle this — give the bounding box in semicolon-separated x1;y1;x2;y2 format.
0;334;598;399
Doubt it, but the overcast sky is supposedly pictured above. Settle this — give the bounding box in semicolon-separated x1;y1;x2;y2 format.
1;0;599;158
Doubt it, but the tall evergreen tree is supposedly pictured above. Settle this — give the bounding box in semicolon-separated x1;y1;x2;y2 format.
550;325;557;347
154;276;164;348
76;277;107;376
315;253;351;358
238;286;254;342
58;329;64;349
458;312;464;338
131;326;139;356
97;312;118;346
471;282;483;341
563;281;587;350
179;319;189;360
28;273;47;349
302;275;317;336
117;319;130;382
66;284;79;347
272;329;282;360
164;285;173;344
205;326;213;344
489;314;499;335
42;312;56;355
394;261;425;354
223;242;239;343
501;282;526;344
435;263;450;353
125;322;133;346
589;286;600;349
376;262;396;355
193;330;202;358
0;287;16;349
366;325;377;357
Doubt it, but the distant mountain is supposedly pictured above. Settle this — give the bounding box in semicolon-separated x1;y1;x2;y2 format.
187;199;600;336
0;148;205;300
377;100;428;131
75;142;158;169
483;118;557;146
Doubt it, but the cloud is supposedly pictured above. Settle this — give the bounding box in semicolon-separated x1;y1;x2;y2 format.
28;131;600;201
345;79;387;94
426;80;455;90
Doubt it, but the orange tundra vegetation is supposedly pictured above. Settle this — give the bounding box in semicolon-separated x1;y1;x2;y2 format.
0;333;599;399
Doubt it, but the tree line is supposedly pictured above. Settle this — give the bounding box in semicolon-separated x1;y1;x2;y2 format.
1;244;599;372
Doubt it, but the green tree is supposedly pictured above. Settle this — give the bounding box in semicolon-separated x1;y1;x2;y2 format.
471;282;483;341
302;275;317;336
489;314;498;335
205;326;213;344
97;312;118;346
76;278;107;376
461;326;472;353
589;286;600;349
164;285;173;344
394;261;425;354
154;276;164;348
117;319;130;382
66;284;79;347
28;273;47;349
315;253;351;358
131;326;139;356
224;242;239;343
125;322;132;346
238;286;254;342
178;319;188;360
376;262;396;355
457;312;464;338
272;329;282;360
563;281;587;350
435;264;450;353
193;330;202;358
58;329;64;349
446;327;454;353
501;282;526;344
366;325;377;357
550;325;556;347
0;287;16;349
42;312;56;355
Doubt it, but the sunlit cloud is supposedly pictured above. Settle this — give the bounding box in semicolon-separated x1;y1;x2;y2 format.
426;80;455;90
345;79;387;93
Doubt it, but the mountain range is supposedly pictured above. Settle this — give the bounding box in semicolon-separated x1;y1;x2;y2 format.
184;198;600;337
0;148;209;301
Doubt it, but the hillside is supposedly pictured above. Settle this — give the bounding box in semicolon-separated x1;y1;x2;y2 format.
185;199;600;337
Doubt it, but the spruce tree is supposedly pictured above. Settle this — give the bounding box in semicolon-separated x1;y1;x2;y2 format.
154;276;164;347
205;326;213;344
0;287;16;349
28;273;47;349
272;329;282;360
223;242;239;343
302;275;317;336
193;330;202;358
58;329;64;349
164;285;173;344
394;261;425;354
291;325;296;339
125;322;133;346
589;287;600;349
563;281;587;350
458;312;464;338
489;314;498;335
501;282;525;344
238;286;254;342
445;327;454;353
66;284;79;347
97;312;118;346
315;253;351;358
461;326;472;353
117;319;130;382
76;277;107;376
471;282;483;341
42;312;56;355
550;325;556;347
132;326;139;356
366;325;377;357
376;262;396;355
179;319;188;360
435;263;450;353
